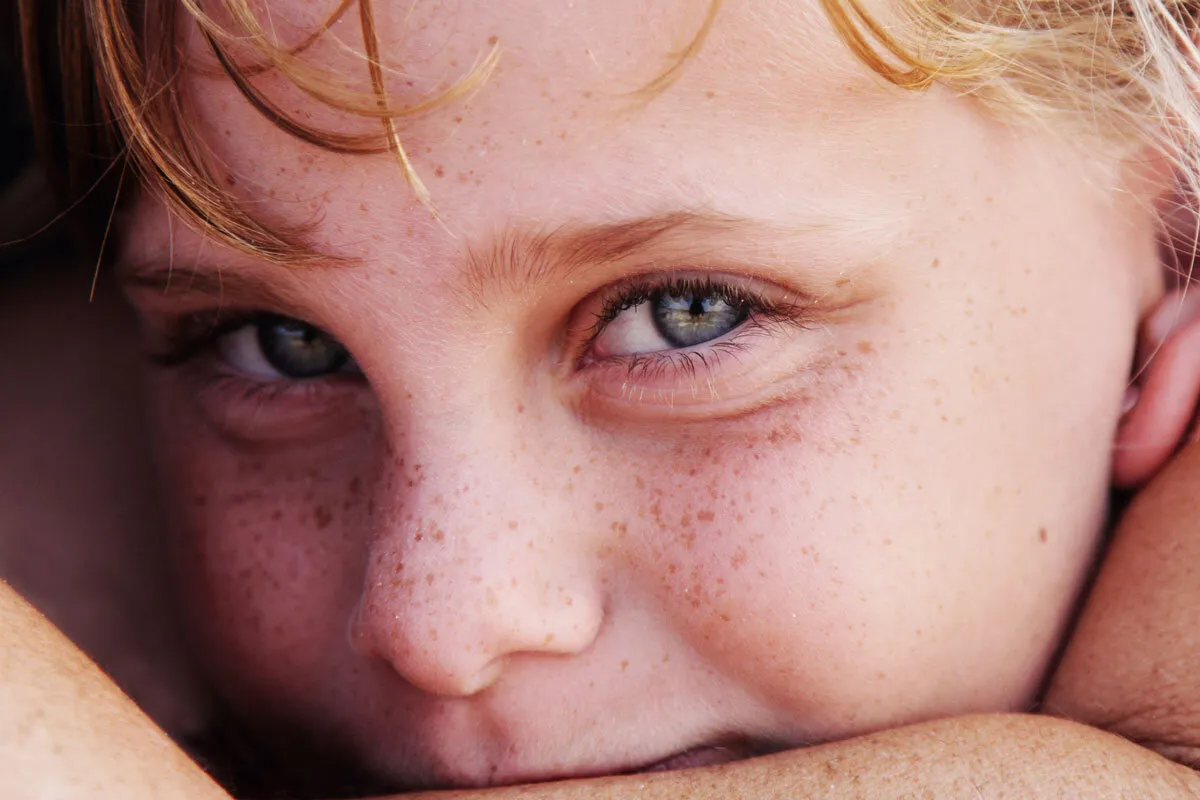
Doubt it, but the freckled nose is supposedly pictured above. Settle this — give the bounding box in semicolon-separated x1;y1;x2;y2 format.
349;461;604;698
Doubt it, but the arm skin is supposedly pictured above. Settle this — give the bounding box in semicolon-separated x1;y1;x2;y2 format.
403;715;1199;800
0;581;232;800
4;582;1200;799
1046;434;1200;769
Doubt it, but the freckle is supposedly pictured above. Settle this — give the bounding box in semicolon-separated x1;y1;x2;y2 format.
595;501;605;512
696;509;715;522
573;464;581;474
856;340;874;354
516;403;525;414
314;506;333;529
1038;527;1048;543
931;257;941;269
487;34;499;45
620;660;629;672
434;165;445;178
705;90;716;99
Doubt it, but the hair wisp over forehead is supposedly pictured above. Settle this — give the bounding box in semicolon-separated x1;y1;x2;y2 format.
15;0;1200;263
52;0;500;264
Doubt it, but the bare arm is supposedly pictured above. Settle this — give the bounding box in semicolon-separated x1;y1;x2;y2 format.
398;715;1198;800
6;578;1196;800
0;581;230;800
1047;435;1200;768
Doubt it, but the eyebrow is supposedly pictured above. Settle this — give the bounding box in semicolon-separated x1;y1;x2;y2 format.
121;208;888;300
462;211;742;301
464;208;887;306
119;259;302;306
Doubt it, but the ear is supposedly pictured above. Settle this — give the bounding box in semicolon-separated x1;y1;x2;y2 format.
1113;289;1200;488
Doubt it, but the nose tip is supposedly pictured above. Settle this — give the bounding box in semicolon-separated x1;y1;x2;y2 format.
349;545;603;698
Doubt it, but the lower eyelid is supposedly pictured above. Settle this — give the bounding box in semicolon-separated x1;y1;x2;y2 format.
585;314;774;366
164;365;370;443
571;311;828;417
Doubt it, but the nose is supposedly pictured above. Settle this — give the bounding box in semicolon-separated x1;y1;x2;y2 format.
349;417;605;698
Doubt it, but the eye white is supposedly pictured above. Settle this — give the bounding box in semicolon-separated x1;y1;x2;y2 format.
216;325;284;379
592;302;675;358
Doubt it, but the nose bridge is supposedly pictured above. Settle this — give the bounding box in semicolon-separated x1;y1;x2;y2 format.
352;409;604;698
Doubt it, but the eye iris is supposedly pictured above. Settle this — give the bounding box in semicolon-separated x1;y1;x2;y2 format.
257;316;349;378
651;291;748;348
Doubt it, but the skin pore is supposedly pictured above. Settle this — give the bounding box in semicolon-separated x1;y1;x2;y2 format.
114;0;1165;792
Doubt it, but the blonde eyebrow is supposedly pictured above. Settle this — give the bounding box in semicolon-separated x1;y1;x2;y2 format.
459;209;869;306
121;206;894;302
118;261;308;309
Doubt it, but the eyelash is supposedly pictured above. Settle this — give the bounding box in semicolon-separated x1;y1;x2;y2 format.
147;274;809;384
150;310;268;368
580;274;810;377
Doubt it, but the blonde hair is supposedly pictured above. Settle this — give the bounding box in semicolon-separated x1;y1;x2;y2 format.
15;0;1200;263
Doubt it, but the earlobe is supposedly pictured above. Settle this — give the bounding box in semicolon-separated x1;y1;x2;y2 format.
1113;289;1200;487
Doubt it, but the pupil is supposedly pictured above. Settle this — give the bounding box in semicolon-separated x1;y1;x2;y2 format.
257;316;349;378
651;290;748;349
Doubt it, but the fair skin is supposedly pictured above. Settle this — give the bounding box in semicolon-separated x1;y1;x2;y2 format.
114;0;1166;792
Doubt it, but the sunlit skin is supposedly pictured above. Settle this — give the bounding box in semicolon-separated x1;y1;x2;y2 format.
116;0;1164;791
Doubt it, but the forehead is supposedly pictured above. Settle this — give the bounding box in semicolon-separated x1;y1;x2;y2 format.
125;0;1018;281
170;0;911;208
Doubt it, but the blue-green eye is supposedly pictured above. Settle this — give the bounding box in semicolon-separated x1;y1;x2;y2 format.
218;315;357;379
651;292;749;348
257;316;351;378
591;279;759;359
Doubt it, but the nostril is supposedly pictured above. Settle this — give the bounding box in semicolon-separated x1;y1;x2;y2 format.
348;565;605;699
347;595;505;698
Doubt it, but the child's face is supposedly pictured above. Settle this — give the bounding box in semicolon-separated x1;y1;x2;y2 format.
120;0;1159;789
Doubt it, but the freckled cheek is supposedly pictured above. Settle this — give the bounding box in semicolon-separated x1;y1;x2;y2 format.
612;425;835;628
159;431;373;684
